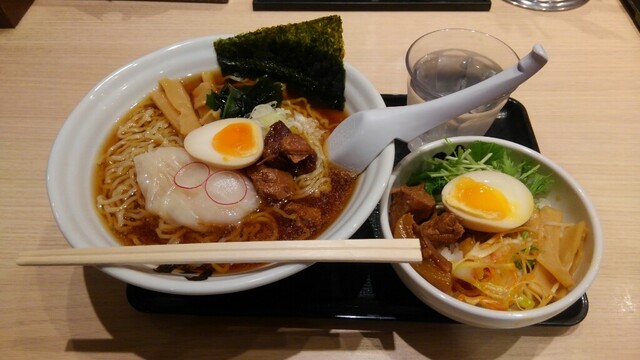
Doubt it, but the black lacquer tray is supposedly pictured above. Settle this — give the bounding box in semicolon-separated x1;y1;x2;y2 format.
127;96;589;326
253;0;491;12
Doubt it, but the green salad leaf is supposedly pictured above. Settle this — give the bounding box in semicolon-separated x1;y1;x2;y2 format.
407;140;554;197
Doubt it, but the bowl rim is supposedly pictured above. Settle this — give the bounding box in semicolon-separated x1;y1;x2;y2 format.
46;35;395;295
381;136;603;324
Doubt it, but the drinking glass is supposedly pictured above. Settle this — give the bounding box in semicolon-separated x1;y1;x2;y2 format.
406;28;519;151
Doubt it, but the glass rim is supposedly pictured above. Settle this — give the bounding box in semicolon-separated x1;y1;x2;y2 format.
405;28;519;73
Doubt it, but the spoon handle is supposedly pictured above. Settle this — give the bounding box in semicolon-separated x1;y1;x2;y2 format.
327;44;549;173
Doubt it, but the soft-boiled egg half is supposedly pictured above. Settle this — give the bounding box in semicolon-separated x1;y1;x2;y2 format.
184;118;264;169
441;170;534;233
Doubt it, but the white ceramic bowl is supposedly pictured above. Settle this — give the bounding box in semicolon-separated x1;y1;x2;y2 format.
380;136;602;328
47;35;394;295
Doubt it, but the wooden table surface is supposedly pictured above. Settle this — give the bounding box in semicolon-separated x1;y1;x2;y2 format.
1;0;639;358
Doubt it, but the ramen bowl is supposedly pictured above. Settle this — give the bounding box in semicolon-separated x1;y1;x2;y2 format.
47;35;394;295
380;136;602;328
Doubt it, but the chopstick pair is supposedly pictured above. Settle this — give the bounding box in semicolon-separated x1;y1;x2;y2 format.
16;239;421;266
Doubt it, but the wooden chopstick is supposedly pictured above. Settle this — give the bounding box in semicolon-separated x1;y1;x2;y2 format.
16;239;421;266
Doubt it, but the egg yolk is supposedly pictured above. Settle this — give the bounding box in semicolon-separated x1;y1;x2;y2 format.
211;123;256;157
449;177;511;220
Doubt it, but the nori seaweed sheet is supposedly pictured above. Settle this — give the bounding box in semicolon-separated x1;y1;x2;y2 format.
213;15;346;110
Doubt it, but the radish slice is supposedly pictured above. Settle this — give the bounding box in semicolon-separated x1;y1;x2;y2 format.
204;170;249;205
173;162;211;189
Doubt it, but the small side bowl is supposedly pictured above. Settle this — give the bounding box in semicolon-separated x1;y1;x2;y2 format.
380;136;602;328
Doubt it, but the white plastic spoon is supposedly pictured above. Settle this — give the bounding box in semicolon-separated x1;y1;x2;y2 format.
326;44;549;173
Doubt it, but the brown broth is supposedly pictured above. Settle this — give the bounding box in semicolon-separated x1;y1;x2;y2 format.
314;107;348;127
